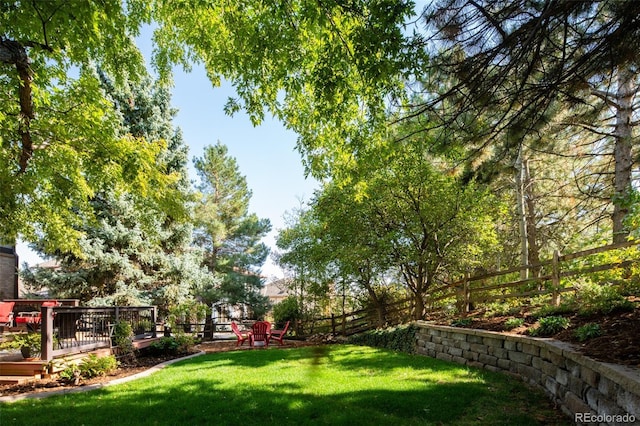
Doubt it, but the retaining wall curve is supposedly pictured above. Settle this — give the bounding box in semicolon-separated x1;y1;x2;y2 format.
415;321;639;425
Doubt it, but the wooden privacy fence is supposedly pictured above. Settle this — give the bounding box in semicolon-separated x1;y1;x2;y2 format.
307;241;639;336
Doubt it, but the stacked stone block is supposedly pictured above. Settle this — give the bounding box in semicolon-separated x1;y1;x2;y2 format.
415;321;640;424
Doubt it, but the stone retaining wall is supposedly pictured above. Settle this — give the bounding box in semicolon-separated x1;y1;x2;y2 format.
415;321;639;425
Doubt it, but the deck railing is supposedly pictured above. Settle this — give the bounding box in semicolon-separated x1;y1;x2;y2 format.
40;305;157;361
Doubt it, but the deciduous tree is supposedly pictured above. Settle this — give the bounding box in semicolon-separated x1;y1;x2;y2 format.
0;1;167;252
22;72;208;312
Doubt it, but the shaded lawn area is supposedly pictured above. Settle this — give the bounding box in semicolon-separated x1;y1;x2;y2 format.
0;345;569;425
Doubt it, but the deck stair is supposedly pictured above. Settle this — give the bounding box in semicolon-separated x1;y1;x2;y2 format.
0;375;38;385
0;360;47;384
0;347;116;385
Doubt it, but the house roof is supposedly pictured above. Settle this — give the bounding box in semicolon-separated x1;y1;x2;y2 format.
261;278;291;298
35;259;60;269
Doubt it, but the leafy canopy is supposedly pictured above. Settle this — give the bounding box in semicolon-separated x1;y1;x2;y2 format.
0;1;178;252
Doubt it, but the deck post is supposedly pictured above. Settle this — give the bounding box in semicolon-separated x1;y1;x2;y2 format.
151;306;157;338
41;305;54;361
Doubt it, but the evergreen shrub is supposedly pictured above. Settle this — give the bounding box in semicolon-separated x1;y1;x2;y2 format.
113;320;136;361
272;296;301;329
148;334;196;355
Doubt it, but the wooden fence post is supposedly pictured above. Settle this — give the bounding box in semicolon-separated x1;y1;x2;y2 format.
457;273;471;317
552;250;561;306
331;314;336;335
464;272;471;316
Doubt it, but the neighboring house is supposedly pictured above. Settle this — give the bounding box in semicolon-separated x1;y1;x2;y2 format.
19;259;60;298
0;245;18;299
261;278;292;305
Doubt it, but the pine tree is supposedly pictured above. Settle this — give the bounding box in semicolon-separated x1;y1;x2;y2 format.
193;143;271;317
418;1;640;242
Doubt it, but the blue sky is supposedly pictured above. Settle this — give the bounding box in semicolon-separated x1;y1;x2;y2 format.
17;29;319;281
169;67;318;280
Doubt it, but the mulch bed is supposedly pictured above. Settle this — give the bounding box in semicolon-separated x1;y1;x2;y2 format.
430;307;640;366
0;352;184;398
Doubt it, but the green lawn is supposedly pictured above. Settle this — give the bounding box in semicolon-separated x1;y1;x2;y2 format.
0;345;568;425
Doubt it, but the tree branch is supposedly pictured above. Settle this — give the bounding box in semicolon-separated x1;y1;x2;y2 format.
0;38;35;173
590;87;621;110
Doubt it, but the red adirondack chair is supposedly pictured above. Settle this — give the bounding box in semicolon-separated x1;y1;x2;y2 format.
250;321;270;347
231;322;249;346
269;321;290;346
0;301;15;326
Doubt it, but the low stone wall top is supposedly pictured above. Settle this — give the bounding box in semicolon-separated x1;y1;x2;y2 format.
415;321;639;425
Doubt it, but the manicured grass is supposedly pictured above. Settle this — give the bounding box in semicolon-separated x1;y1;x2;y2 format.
0;345;568;425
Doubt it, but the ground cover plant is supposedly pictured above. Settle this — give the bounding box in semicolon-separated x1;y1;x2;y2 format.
0;345;568;425
503;318;525;331
58;354;119;384
528;316;571;337
574;323;602;342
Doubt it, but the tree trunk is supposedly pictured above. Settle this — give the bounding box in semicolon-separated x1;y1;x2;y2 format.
515;145;529;279
0;39;35;173
363;281;386;327
413;294;425;320
612;67;635;244
523;158;541;277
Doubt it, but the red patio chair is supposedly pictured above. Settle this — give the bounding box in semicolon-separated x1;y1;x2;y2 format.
269;321;290;346
231;321;249;346
0;301;15;326
250;321;270;347
16;300;60;331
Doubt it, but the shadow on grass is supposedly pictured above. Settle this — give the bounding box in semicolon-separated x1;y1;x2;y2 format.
0;346;569;426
